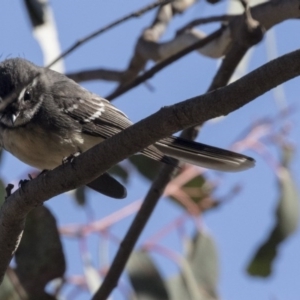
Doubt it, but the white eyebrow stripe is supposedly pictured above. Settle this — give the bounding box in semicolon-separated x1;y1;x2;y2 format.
17;77;38;102
18;87;26;101
32;77;38;87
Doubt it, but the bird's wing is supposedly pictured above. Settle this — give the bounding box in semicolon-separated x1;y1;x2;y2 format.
50;78;132;138
49;76;167;162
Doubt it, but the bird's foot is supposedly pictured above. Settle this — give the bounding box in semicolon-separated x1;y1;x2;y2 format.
5;183;14;199
18;173;36;189
19;179;29;187
62;152;81;165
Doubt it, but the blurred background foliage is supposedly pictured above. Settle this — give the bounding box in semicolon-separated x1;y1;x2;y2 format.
0;0;299;299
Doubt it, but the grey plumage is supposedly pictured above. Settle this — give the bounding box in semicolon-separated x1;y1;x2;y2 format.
0;58;255;198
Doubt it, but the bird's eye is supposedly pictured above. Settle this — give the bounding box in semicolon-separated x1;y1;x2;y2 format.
24;89;31;101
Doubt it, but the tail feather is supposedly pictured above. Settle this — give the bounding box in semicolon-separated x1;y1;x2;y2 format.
155;136;255;172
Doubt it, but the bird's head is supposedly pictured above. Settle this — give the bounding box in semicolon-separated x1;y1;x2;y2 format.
0;58;45;128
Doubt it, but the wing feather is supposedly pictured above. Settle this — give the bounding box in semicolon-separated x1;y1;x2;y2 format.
49;76;167;162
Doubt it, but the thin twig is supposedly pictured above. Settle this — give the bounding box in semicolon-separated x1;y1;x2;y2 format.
66;68;124;83
184;1;264;137
92;164;177;300
176;14;233;35
47;0;174;68
107;26;226;100
208;2;264;91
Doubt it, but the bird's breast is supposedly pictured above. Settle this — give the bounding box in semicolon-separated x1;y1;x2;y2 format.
0;124;102;170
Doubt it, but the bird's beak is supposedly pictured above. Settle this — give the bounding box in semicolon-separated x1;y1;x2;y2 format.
10;113;19;126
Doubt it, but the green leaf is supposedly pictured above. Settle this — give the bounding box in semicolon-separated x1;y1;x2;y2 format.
0;268;27;300
74;185;87;206
109;164;129;184
24;0;65;73
167;231;219;300
82;253;102;294
186;231;219;298
15;206;66;297
167;275;191;300
129;155;161;181
169;174;211;209
247;145;299;277
24;0;46;27
126;250;170;300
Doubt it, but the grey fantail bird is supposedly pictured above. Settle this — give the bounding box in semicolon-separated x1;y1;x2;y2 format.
0;58;255;198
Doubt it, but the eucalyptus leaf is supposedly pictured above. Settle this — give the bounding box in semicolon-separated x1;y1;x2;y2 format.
24;0;46;27
247;145;299;277
74;185;87;206
129;155;161;181
109;164;129;183
167;231;219;300
169;174;211;209
15;206;66;297
0;268;27;300
24;0;64;72
126;250;170;300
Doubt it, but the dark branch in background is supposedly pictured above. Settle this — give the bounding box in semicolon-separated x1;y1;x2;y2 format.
64;0;300;85
1;49;300;285
92;7;266;296
180;0;264;138
91;165;176;300
106;27;226;100
209;1;264;91
67;68;124;84
46;0;174;68
112;0;198;88
176;14;233;35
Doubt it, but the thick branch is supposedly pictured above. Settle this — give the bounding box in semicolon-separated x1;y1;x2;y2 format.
1;49;300;283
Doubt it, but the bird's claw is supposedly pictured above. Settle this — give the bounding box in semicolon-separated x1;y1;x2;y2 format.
5;183;14;199
19;179;29;187
62;152;81;165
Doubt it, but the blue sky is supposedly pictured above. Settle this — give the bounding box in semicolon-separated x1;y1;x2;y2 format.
1;1;300;299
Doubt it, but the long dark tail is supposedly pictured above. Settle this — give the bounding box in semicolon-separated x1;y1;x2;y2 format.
155;136;255;172
88;137;255;199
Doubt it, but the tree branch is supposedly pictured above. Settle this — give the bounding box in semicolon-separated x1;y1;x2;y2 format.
47;0;175;68
106;27;225;100
67;0;299;86
176;14;233;35
92;164;176;300
66;48;300;298
1;49;300;284
66;68;124;84
93;5;267;297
